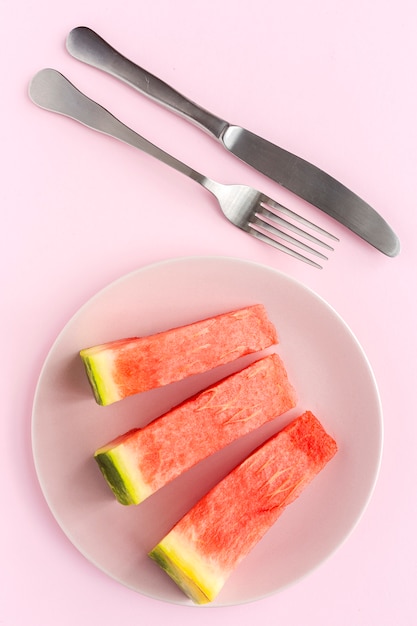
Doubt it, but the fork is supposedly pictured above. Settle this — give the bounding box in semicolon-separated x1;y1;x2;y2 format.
29;69;337;268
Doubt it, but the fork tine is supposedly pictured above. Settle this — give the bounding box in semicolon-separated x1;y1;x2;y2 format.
258;206;334;251
254;202;333;260
260;196;339;243
248;225;325;269
251;213;329;259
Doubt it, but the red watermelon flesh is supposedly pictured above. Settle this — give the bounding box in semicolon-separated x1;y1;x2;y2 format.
148;411;338;604
94;353;296;505
80;304;278;405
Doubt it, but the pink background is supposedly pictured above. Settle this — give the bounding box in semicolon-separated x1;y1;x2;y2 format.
2;1;416;624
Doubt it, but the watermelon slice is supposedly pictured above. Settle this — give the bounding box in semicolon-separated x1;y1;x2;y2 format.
80;304;278;406
149;411;337;604
94;353;296;505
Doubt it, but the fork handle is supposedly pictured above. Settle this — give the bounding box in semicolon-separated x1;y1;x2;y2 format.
29;69;207;185
67;27;229;140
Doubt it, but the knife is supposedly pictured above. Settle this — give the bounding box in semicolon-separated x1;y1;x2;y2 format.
66;26;400;257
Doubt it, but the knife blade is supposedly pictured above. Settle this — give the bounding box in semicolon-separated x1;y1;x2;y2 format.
66;26;400;257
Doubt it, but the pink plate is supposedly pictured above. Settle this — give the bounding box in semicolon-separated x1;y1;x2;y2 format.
32;256;383;606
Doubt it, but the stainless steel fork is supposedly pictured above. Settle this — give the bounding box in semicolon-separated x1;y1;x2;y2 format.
29;69;337;268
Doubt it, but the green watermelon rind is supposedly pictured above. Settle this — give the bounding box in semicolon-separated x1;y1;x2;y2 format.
81;354;107;405
80;349;119;406
94;448;140;505
149;543;214;604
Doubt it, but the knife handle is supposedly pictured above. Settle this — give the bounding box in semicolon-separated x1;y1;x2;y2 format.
66;27;229;140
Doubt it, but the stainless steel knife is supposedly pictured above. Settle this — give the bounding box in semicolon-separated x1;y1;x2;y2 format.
66;26;400;257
